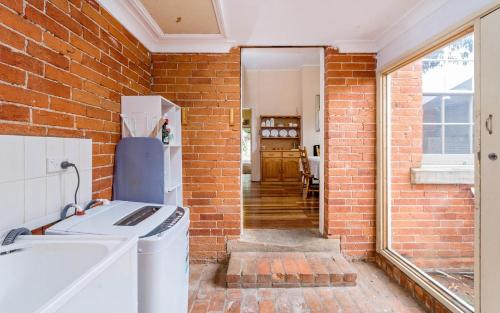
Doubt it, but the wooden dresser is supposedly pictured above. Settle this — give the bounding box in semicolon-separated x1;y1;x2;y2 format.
261;150;301;183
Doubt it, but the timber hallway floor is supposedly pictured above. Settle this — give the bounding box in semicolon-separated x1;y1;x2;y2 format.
243;174;319;229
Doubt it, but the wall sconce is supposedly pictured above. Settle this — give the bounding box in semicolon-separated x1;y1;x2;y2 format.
229;108;235;126
181;107;188;126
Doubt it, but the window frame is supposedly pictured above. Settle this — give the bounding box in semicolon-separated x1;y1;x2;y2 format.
422;90;475;165
376;27;477;313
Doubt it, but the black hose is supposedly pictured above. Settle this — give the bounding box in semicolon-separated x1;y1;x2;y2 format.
61;161;80;204
84;199;99;211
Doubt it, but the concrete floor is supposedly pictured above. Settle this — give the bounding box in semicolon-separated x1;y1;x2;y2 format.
228;229;340;253
188;262;426;313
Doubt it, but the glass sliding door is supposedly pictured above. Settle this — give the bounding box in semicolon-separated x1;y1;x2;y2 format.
386;33;476;310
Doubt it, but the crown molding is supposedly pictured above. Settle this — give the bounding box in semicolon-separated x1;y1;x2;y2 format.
98;0;236;53
374;0;449;51
98;0;453;54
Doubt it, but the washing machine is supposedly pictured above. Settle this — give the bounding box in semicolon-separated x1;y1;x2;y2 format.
46;201;190;313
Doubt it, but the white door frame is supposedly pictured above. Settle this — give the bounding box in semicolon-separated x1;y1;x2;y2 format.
319;48;325;235
239;47;326;236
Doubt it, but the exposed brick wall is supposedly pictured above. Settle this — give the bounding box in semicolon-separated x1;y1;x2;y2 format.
323;47;377;259
0;0;151;198
376;254;453;313
390;63;474;270
150;49;241;263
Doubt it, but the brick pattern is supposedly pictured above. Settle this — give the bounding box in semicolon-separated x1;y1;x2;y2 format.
390;63;474;270
226;252;357;288
150;49;241;263
323;48;377;260
0;0;151;198
376;254;453;313
190;262;426;313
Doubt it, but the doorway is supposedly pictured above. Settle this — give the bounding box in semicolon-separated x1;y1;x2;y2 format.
240;47;325;235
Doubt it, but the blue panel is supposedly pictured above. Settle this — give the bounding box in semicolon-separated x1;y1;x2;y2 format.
113;137;164;204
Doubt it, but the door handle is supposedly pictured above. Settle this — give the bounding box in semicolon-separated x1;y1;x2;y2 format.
486;114;493;135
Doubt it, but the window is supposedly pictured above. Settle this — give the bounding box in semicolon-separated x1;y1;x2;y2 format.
380;32;476;313
242;128;251;162
421;34;474;165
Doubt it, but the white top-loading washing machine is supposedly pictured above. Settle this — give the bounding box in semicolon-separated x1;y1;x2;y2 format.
46;201;189;313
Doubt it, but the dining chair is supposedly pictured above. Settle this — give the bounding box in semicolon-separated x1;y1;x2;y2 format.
299;146;319;199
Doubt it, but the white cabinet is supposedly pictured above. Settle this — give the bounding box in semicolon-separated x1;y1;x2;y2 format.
121;96;183;207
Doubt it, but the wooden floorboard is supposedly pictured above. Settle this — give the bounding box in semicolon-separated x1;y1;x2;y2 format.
243;174;319;229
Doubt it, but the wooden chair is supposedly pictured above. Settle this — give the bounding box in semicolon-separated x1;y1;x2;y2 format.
299;146;319;199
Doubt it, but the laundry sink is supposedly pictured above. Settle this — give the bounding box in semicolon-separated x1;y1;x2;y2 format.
0;235;138;313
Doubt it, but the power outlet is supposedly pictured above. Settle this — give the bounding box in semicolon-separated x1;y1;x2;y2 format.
47;158;68;173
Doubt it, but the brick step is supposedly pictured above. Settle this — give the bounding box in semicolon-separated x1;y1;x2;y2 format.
226;252;357;288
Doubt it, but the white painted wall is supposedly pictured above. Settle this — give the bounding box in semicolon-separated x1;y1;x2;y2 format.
377;0;498;70
244;69;302;181
0;136;92;235
301;66;321;154
243;68;320;181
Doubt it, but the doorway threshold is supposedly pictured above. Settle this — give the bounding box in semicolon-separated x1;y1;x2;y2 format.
228;229;340;253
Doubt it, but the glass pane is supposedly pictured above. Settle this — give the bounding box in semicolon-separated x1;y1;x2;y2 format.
423;125;442;153
390;33;475;309
445;95;471;123
422;34;474;93
423;96;441;123
241;128;251;161
445;125;470;154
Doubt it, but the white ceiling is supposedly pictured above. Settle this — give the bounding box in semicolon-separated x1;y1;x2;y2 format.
98;0;457;53
223;0;425;49
242;48;321;70
140;0;220;34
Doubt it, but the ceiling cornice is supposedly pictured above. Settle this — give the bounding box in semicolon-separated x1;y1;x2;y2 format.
98;0;236;53
97;0;449;54
374;0;449;51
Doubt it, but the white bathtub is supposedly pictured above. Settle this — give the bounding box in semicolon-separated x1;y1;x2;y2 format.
0;235;138;313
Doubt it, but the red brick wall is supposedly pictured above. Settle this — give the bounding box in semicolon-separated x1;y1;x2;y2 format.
0;0;151;198
390;63;474;270
323;48;377;259
150;49;241;263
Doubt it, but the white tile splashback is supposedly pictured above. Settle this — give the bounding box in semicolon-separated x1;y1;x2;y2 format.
0;135;92;234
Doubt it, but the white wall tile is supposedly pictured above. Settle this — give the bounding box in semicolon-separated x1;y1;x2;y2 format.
0;135;92;233
64;138;79;165
79;170;92;204
79;140;92;171
25;178;46;222
63;172;78;205
0;181;25;231
46;137;64;158
0;136;24;183
25;137;46;179
46;174;64;216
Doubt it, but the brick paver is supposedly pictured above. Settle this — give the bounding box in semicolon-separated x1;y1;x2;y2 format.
227;252;357;288
189;262;427;313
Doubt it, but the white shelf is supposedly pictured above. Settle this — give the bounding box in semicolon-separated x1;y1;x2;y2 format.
121;95;183;207
165;183;182;193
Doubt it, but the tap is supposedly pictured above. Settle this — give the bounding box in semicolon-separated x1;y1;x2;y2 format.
60;203;83;220
83;199;110;212
1;227;31;246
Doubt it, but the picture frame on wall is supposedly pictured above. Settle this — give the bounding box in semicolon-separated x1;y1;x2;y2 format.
315;94;320;132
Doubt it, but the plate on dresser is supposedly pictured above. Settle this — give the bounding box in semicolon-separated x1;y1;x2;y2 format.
262;129;270;137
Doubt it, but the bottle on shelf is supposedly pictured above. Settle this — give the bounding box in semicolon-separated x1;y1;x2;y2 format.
162;118;170;145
